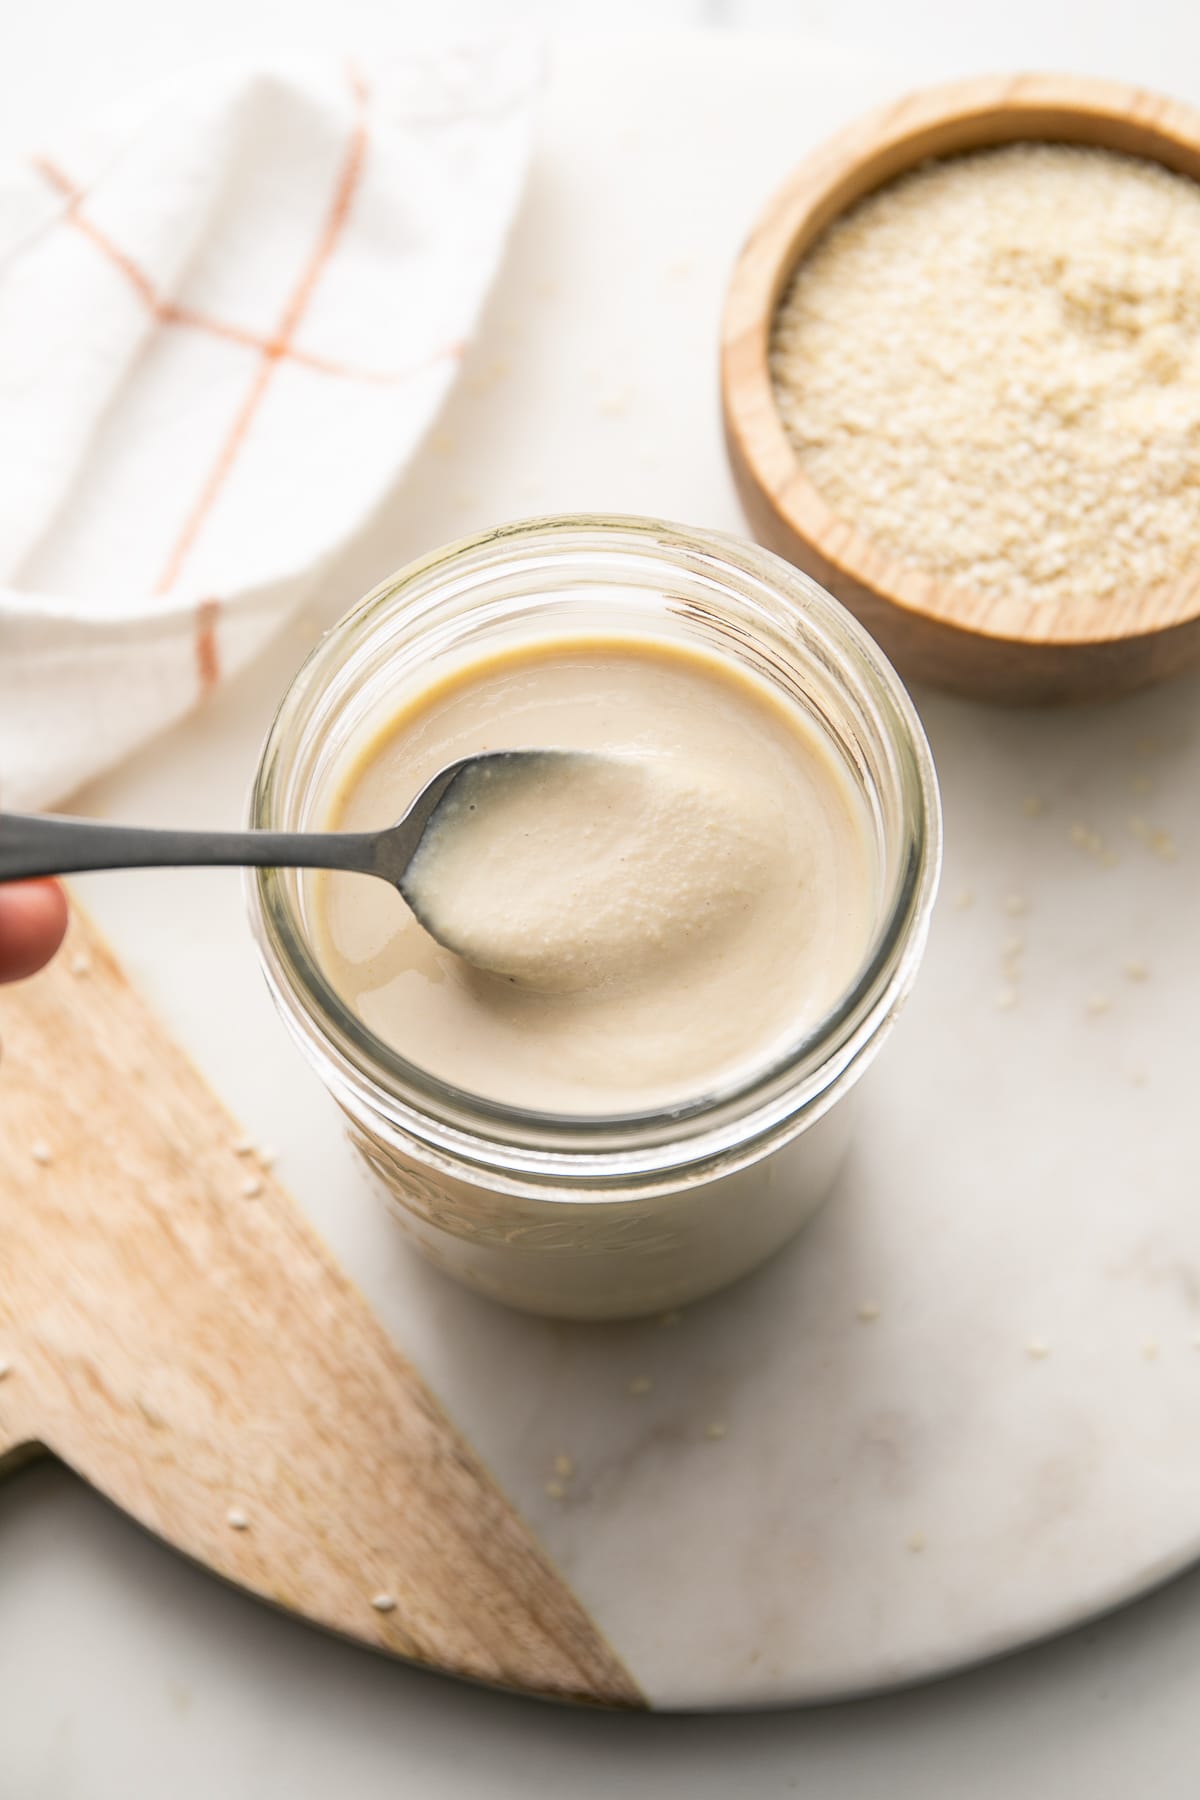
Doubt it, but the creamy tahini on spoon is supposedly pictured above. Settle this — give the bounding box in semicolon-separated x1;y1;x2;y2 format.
399;750;780;995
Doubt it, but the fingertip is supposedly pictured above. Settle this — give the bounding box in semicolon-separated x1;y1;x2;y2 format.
0;880;70;982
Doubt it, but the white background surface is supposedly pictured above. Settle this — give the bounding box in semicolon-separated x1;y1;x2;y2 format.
7;1;1200;1794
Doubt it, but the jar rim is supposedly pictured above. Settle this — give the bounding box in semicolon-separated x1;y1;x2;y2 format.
248;514;941;1187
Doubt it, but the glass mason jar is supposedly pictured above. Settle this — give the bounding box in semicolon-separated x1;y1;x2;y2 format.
248;516;941;1320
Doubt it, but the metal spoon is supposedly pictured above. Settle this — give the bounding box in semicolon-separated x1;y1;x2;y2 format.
0;751;574;960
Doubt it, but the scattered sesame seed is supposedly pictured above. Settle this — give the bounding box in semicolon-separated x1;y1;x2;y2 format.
1086;995;1112;1017
371;1592;397;1613
628;1375;653;1396
857;1301;881;1323
995;986;1019;1012
1022;796;1046;818
1069;822;1105;857
953;888;975;910
705;1420;728;1441
240;1175;264;1199
465;357;510;396
30;1141;52;1166
1143;1340;1160;1361
544;1480;566;1501
1026;1338;1051;1359
907;1532;927;1554
226;1507;249;1530
553;1453;575;1480
1150;828;1177;862
1002;936;1025;961
1124;960;1149;982
1003;894;1029;916
1129;1067;1148;1088
1129;773;1153;797
1129;815;1150;841
69;952;91;976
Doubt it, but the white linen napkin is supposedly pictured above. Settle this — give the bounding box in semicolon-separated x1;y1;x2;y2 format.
0;41;538;811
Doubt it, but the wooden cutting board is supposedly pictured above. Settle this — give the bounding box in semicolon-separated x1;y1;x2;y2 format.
0;902;642;1710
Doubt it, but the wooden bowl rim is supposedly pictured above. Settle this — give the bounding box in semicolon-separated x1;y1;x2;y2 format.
721;71;1200;652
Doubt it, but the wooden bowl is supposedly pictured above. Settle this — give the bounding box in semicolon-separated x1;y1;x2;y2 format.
721;74;1200;703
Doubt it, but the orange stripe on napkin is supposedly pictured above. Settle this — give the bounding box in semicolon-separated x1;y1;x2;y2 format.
195;598;221;694
31;138;463;388
31;155;82;201
153;68;372;597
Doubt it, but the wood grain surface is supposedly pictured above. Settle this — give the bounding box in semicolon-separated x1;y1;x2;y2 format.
721;73;1200;702
0;904;643;1709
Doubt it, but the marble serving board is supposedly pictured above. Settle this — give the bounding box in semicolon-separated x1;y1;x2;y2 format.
55;37;1200;1708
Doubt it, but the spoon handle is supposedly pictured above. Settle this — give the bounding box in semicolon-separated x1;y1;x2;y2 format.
0;812;385;884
